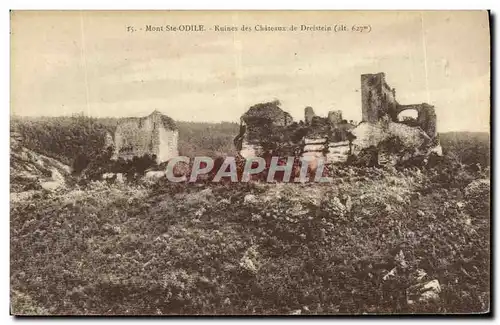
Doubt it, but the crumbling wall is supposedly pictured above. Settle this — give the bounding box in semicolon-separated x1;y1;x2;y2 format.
236;102;356;163
361;72;438;140
327;141;352;163
356;72;440;165
327;110;343;126
235;72;440;166
112;111;178;164
303;108;355;163
394;103;437;139
114;119;155;160
158;127;179;163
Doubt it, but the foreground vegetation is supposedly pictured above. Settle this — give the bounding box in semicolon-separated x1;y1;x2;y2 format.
10;116;490;315
11;159;490;315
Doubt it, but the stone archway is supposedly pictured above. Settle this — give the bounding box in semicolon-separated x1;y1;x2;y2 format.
391;103;437;138
397;109;419;127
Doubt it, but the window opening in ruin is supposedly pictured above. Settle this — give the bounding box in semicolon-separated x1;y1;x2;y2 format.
397;109;419;127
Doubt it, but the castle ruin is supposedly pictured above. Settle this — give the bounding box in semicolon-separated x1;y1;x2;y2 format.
361;73;437;139
109;110;179;164
234;72;440;165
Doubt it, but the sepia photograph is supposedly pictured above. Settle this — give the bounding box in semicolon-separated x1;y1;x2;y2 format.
9;10;491;315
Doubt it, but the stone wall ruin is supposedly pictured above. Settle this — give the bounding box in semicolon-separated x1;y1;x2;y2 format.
361;72;437;140
109;110;179;164
235;72;441;166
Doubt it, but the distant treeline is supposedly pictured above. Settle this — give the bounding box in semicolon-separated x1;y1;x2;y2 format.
11;115;240;168
11;115;490;172
176;121;239;157
439;132;490;167
11;115;118;166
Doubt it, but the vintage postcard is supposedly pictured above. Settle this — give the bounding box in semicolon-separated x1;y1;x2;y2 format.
10;10;490;315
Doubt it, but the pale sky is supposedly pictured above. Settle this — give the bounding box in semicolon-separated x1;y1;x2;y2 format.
11;11;490;132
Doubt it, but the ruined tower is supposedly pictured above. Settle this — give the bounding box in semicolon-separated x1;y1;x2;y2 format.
327;110;343;126
112;110;178;164
304;106;315;124
360;73;437;139
234;72;440;166
361;73;398;123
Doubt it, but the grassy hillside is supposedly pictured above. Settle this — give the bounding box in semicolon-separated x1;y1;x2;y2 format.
10;159;490;315
10;116;490;315
439;132;490;167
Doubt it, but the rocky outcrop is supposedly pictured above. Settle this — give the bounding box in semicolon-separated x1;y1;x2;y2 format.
241;100;293;128
10;144;71;192
351;120;431;156
236;100;356;163
407;279;442;304
234;100;295;158
464;179;490;200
